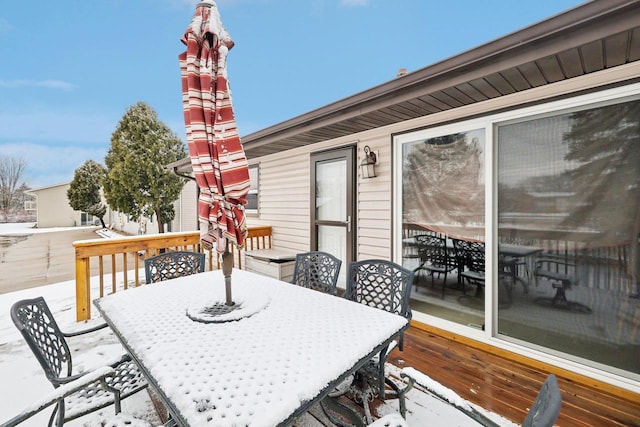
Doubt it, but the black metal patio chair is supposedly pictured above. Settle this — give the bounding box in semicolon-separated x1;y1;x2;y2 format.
0;366;116;427
9;297;148;427
291;251;342;295
452;239;486;297
522;373;562;427
399;369;561;427
345;259;414;402
144;250;205;284
413;234;457;298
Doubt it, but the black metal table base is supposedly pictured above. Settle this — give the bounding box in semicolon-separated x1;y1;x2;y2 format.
323;372;410;426
535;288;592;314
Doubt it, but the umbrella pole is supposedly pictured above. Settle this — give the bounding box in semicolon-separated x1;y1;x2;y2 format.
221;243;234;306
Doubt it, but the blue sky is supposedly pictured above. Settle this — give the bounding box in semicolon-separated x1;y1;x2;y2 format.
0;0;585;188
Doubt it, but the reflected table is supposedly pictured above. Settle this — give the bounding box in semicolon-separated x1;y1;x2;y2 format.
498;244;542;292
94;269;408;426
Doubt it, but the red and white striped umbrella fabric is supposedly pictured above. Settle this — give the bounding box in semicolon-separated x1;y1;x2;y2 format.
179;0;250;253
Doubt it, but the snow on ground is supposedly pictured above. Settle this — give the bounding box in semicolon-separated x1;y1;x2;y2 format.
0;222;93;235
0;223;516;426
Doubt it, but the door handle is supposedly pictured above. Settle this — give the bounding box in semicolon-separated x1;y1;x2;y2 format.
345;215;351;233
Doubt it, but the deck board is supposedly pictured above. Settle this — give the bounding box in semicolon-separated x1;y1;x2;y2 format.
386;326;640;427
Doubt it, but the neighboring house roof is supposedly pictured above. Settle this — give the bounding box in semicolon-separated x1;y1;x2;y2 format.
26;182;71;194
169;0;640;172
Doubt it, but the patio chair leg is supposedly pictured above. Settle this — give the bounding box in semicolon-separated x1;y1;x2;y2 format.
397;374;414;419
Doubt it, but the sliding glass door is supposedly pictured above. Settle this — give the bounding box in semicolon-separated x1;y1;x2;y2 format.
394;85;640;379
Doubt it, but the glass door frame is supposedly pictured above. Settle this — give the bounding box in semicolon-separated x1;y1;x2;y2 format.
310;146;356;265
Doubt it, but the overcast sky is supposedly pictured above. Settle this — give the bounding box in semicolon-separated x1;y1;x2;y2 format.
0;0;585;188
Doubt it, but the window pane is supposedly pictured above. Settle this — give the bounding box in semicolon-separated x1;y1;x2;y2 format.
318;225;347;288
316;160;347;222
497;99;640;376
401;129;486;327
246;166;259;211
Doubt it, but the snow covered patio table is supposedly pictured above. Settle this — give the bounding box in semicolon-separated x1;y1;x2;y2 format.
94;269;409;426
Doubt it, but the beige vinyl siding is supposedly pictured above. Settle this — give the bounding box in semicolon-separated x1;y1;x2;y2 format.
29;183;79;228
356;137;391;260
172;180;198;232
255;149;311;252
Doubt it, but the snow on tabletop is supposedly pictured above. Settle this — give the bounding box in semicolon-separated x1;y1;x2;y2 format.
96;269;408;426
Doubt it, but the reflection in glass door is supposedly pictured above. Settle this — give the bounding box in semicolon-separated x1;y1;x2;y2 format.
399;129;486;328
311;147;355;288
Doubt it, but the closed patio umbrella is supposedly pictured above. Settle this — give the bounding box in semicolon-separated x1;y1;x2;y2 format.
180;0;250;305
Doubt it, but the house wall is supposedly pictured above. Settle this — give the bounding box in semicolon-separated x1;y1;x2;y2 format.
102;181;197;236
239;63;640;394
30;183;81;228
248;148;312;252
170;179;198;233
248;61;640;260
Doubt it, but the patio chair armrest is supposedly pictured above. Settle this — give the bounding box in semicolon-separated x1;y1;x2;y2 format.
108;353;134;368
62;321;109;337
49;355;129;386
1;366;115;427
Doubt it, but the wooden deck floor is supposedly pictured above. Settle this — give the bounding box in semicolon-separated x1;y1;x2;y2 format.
386;324;640;427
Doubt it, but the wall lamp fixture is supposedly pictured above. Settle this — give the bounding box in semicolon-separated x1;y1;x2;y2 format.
360;145;377;179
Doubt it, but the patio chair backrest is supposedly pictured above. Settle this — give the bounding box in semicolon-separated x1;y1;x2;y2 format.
345;259;414;401
452;239;485;274
522;373;562;427
346;259;413;320
144;250;205;283
11;297;73;382
415;234;450;268
291;251;342;295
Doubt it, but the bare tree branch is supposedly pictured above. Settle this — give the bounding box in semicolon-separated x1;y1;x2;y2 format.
0;155;28;217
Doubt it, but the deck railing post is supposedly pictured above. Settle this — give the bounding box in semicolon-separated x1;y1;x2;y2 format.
75;255;91;321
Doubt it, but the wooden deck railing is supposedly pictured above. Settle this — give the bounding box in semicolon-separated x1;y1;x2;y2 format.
73;226;272;321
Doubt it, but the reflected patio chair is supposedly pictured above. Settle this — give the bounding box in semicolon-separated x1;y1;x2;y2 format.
10;297;148;427
144;250;205;284
413;234;456;298
345;260;414;402
452;239;485;297
291;251;342;295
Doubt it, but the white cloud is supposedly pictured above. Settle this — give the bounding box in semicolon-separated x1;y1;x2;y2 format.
0;79;75;91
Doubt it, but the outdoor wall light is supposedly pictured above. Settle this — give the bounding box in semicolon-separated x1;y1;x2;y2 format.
360;145;377;179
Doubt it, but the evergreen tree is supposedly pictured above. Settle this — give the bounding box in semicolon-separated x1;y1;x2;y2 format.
103;102;186;233
67;160;107;228
561;100;640;290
